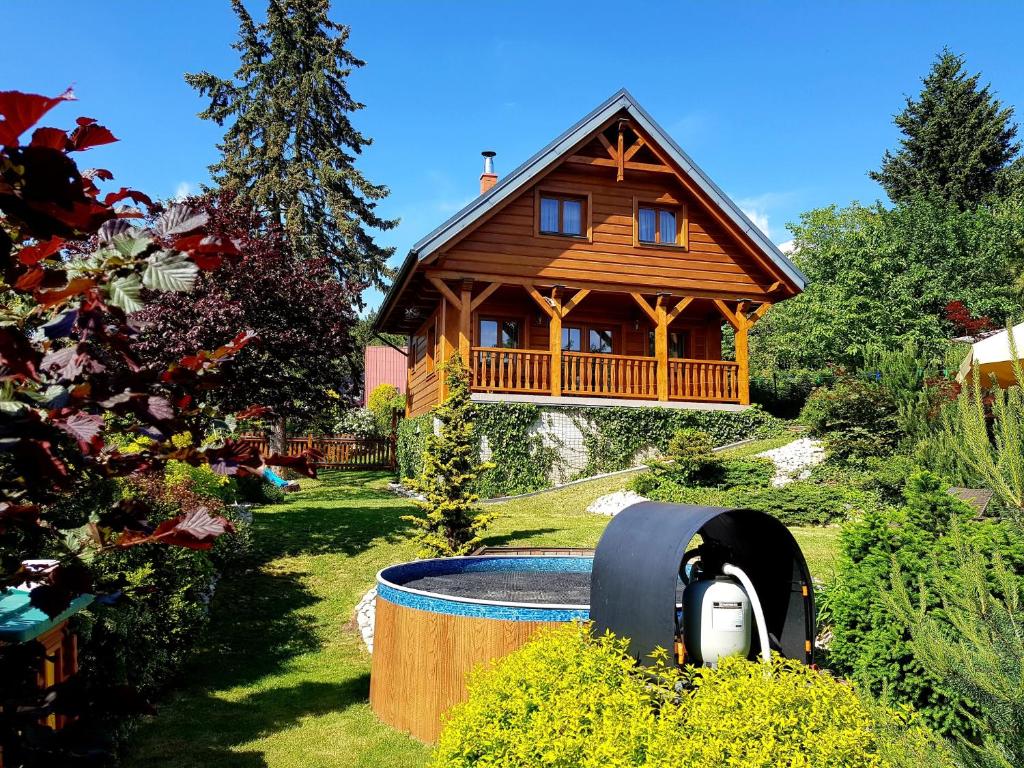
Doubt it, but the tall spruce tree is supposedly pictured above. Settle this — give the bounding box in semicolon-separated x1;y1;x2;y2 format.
186;0;396;299
870;49;1020;209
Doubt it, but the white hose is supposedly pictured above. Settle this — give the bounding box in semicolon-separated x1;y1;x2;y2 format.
723;563;771;664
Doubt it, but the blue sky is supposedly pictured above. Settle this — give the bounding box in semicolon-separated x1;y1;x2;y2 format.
5;1;1024;313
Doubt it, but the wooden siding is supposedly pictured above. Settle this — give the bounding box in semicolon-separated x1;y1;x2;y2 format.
434;166;774;299
370;596;556;742
407;310;440;418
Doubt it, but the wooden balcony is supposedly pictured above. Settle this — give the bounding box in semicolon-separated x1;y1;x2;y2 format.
470;347;741;404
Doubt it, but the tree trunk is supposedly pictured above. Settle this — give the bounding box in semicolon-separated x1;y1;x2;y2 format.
270;414;287;455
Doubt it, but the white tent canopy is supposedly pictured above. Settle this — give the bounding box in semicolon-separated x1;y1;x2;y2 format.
957;322;1024;388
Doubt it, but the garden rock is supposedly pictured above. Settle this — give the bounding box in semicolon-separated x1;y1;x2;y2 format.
757;438;825;487
356;587;376;653
587;489;650;517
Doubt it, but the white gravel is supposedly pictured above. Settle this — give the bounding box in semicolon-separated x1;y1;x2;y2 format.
756;437;825;487
355;587;376;653
586;489;650;517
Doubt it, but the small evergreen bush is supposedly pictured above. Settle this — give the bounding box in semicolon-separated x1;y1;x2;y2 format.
828;470;1024;738
403;355;497;556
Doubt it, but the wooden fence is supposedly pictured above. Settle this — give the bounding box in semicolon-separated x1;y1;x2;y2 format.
239;433;396;471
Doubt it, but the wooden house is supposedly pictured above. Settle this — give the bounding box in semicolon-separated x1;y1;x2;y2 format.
375;90;806;418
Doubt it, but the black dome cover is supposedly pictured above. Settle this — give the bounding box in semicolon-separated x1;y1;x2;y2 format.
590;502;815;665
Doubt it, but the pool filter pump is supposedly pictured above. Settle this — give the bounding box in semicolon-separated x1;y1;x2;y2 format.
590;503;815;668
678;547;771;667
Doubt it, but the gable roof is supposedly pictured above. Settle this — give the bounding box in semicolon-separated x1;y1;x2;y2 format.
376;89;807;331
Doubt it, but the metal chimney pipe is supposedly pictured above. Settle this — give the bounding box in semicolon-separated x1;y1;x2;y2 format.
480;151;498;194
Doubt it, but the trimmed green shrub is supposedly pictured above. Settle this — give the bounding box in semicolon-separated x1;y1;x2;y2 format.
367;383;406;434
647;657;897;767
433;624;661;768
434;623;915;768
235;473;286;504
666;428;714;459
719;456;775;489
164;460;238;504
801;377;902;462
631;473;869;527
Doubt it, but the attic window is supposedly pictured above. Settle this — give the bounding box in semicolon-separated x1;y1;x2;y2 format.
635;198;687;248
538;193;586;237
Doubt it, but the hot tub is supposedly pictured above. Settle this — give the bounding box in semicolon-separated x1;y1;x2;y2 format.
369;555;591;741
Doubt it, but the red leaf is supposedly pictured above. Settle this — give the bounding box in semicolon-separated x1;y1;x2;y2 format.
18;236;63;265
0;502;41;532
14;266;45;291
120;507;234;550
103;187;155;209
68;121;117;151
35;277;95;308
264;451;321;478
29;126;69;150
0;327;39;381
0;88;75;146
236;404;271;420
53;410;104;453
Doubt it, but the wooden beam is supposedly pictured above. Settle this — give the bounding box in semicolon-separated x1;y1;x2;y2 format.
616;121;625;182
565;155;674;174
561;288;591;318
427;276;461;309
470;281;502;311
549;287;563;397
623;137;645;161
666;296;694;324
751;301;773;323
458;279;472;363
713;299;741;330
630;292;658;323
655;295;668;401
597;132;617;160
425;269;767;304
524;283;555;318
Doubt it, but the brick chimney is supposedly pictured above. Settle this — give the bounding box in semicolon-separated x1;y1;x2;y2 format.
480;150;497;194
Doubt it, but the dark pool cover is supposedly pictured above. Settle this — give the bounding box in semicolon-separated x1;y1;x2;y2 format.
402;570;592;604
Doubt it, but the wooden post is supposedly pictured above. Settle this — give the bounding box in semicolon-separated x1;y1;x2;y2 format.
459;279;472;363
438;301;449;401
549;287;563;397
736;317;750;405
655;294;668;401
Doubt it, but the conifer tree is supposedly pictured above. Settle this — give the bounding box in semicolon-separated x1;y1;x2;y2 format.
871;49;1020;209
404;354;497;557
186;0;396;298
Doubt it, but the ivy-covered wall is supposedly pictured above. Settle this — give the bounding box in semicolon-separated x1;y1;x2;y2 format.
396;412;431;480
397;403;781;499
571;405;781;477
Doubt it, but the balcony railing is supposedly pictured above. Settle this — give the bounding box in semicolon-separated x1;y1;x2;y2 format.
668;358;740;403
470;347;551;393
562;352;657;399
469;347;741;404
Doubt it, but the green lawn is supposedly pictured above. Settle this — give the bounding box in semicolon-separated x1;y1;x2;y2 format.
124;458;838;767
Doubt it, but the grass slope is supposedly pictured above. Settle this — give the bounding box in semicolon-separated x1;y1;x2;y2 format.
125;454;837;767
